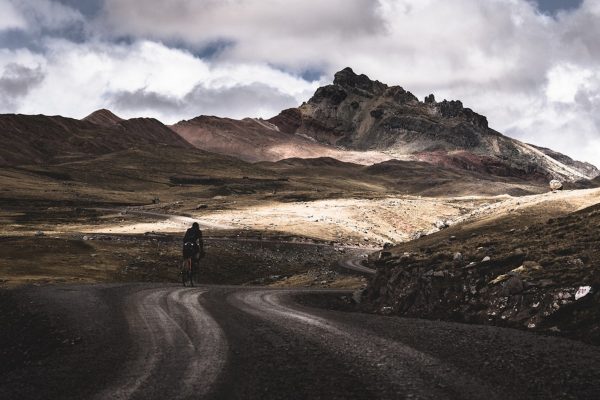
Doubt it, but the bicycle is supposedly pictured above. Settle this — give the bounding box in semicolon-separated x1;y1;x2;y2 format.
181;242;196;287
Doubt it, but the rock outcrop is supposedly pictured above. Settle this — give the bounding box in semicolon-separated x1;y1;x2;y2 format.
268;67;598;182
363;201;600;345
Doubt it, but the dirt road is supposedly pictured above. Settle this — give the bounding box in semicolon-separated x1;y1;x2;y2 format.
2;284;600;400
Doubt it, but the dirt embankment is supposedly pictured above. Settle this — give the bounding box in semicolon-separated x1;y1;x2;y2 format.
362;190;600;345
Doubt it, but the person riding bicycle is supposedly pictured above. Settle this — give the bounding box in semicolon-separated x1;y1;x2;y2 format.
183;222;204;276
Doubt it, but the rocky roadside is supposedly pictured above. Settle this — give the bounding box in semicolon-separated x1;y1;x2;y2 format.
361;202;600;345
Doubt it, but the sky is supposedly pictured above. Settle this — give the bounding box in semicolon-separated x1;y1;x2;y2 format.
0;0;599;165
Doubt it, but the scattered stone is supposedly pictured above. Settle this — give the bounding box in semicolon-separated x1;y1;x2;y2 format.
35;231;45;237
434;219;449;229
449;236;457;241
82;235;89;241
549;180;563;191
453;252;463;262
575;286;592;300
538;279;555;288
196;204;208;210
482;256;491;262
380;306;393;315
502;276;524;295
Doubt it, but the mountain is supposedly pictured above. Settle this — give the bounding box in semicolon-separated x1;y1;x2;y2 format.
267;67;598;182
170;67;600;183
0;111;192;166
171;115;393;165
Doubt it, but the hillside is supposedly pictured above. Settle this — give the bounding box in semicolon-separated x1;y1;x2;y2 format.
363;188;600;344
171;115;393;165
0;111;192;166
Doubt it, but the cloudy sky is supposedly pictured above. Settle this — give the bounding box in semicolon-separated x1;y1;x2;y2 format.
1;0;599;164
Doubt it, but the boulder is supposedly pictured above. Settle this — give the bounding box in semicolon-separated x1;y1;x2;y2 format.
549;180;563;191
502;276;524;295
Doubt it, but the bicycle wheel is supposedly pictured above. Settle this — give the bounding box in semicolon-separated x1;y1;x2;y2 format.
182;259;191;287
181;260;187;286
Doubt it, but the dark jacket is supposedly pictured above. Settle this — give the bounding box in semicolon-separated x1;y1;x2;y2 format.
183;227;204;254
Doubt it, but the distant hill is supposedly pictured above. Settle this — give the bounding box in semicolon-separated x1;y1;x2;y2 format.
0;111;192;166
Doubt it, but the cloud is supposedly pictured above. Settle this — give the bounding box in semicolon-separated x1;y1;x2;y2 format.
3;39;318;123
8;0;85;32
0;1;27;31
0;63;45;108
110;82;300;121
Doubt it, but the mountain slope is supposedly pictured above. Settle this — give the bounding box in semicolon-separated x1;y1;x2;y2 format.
0;111;192;166
268;67;598;182
171;115;393;165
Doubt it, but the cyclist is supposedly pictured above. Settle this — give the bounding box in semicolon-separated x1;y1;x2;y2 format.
183;222;204;279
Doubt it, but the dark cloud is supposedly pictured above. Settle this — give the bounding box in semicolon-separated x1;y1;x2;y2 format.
110;82;299;119
111;88;180;112
0;63;45;108
55;0;103;18
536;0;583;14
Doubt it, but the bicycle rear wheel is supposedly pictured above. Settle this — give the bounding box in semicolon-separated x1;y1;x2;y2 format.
182;259;192;286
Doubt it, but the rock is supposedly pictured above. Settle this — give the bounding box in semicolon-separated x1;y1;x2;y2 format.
482;256;491;262
35;231;45;237
434;220;449;229
196;204;208;210
383;242;394;250
370;108;385;118
502;276;524;295
549;180;563;191
453;252;463;262
82;235;89;241
352;288;365;304
514;248;525;256
449;235;457;241
433;270;446;277
380;306;393;315
575;286;592;300
424;94;436;104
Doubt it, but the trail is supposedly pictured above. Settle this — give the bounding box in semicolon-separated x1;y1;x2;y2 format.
3;284;600;400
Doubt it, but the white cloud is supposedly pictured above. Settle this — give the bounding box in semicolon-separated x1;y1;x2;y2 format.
5;39;319;123
0;0;27;30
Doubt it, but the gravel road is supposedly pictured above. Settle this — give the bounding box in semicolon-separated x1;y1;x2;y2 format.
2;284;600;399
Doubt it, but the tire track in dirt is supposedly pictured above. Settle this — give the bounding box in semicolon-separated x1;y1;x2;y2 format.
229;289;501;400
93;287;227;400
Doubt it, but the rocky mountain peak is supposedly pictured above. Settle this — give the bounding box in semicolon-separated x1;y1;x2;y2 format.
267;67;597;181
333;67;386;94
